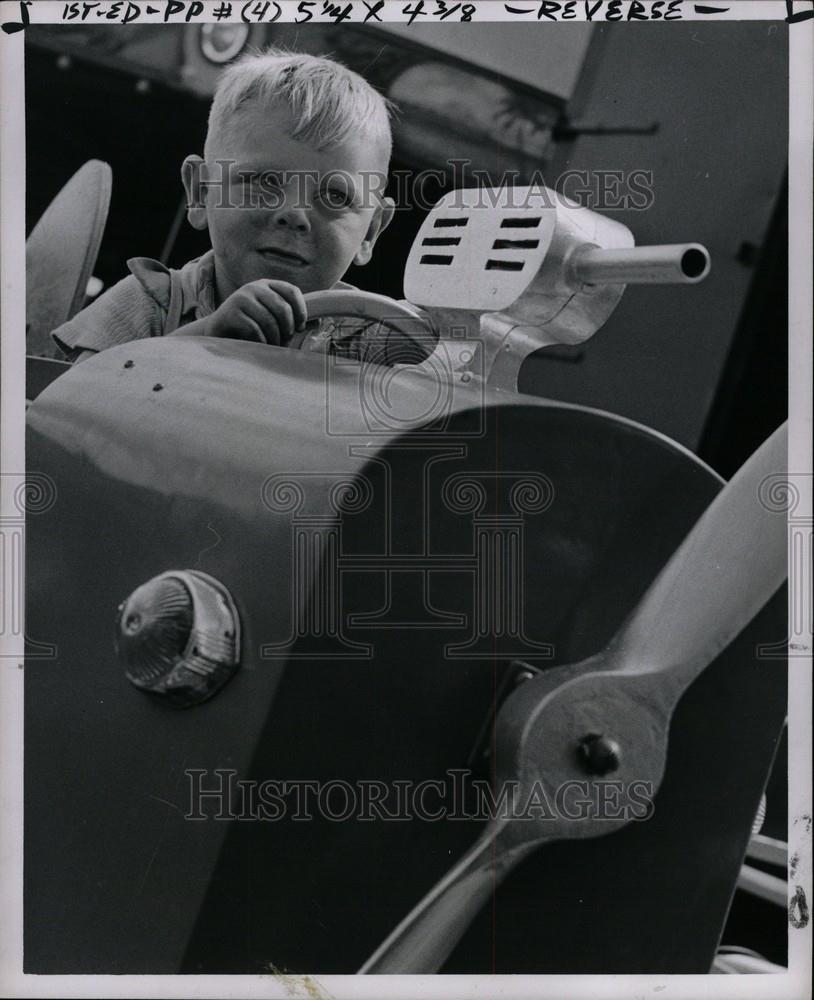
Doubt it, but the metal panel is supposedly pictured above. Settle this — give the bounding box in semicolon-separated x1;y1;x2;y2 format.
25;339;785;972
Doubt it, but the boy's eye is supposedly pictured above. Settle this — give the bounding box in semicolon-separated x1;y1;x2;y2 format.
319;185;354;210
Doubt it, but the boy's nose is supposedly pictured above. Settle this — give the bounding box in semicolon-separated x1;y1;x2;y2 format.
271;184;311;233
273;204;310;232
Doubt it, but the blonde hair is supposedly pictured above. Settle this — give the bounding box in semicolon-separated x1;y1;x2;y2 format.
205;47;393;164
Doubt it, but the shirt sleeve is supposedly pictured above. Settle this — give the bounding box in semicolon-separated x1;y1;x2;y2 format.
50;273;165;360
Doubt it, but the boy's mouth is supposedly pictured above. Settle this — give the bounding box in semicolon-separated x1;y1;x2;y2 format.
257;246;309;267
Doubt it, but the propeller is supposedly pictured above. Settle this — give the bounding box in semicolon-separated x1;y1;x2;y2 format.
360;423;788;973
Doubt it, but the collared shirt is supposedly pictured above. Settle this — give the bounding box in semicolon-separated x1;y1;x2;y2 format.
51;250;432;366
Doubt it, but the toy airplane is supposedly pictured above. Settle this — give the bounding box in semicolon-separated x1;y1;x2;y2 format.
24;169;785;976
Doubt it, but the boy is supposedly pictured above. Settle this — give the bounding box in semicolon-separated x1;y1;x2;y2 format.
52;49;407;363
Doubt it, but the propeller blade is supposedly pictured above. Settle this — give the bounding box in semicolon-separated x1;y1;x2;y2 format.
359;424;788;974
360;821;538;974
606;422;788;694
360;825;497;973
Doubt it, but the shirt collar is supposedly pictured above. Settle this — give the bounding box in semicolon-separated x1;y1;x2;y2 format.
175;249;218;320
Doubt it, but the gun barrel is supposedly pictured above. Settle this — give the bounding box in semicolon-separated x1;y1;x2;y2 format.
571;243;710;285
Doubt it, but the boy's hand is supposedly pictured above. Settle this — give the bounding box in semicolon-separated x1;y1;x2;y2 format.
208;280;307;345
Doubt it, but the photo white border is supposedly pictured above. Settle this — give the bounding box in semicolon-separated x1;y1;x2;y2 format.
1;2;811;997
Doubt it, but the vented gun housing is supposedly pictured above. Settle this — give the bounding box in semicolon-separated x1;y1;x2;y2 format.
404;186;710;389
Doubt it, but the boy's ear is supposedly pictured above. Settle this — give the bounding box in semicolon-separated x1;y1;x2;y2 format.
181;155;208;232
353;196;395;267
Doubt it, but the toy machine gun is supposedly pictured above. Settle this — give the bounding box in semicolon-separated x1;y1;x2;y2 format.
410;185;710;388
25;186;786;977
303;184;710;391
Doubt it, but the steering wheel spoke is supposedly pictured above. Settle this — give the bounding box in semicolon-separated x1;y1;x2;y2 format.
296;289;435;361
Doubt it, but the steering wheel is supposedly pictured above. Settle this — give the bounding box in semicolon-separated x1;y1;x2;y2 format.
294;289;435;361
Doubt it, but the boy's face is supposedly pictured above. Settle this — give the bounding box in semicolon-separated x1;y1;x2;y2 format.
182;102;394;302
